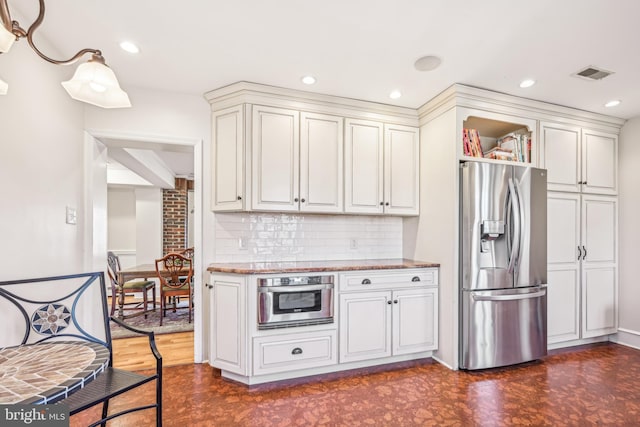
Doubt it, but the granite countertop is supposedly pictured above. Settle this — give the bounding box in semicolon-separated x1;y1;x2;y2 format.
207;258;439;274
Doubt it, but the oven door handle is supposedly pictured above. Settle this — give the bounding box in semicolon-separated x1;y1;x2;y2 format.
258;284;333;293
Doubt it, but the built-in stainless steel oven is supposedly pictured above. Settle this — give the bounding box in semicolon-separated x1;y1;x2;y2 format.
258;275;334;329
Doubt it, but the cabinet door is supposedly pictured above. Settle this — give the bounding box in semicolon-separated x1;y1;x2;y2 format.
384;124;419;215
547;269;580;343
582;266;617;338
300;112;344;213
344;119;384;214
582;195;617;265
392;288;437;355
581;195;617;338
339;291;391;362
251;105;300;211
212;105;245;211
582;130;617;195
546;192;581;344
210;276;246;375
540;122;581;193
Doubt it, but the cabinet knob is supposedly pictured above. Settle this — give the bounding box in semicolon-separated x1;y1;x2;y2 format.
301;198;306;203
291;347;303;355
387;300;392;305
237;196;242;201
294;198;299;202
361;279;371;285
393;300;398;304
411;276;421;282
385;202;390;206
380;202;384;206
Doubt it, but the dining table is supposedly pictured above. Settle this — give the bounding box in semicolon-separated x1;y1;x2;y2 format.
116;263;190;319
0;341;110;405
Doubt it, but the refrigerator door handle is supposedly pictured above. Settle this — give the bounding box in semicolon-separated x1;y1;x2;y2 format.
472;289;546;301
507;178;521;274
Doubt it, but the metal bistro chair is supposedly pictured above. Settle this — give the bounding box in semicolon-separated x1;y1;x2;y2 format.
107;251;156;319
0;272;162;426
155;252;193;326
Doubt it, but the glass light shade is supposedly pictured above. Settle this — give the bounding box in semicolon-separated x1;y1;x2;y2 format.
61;60;131;108
0;23;15;53
0;76;7;95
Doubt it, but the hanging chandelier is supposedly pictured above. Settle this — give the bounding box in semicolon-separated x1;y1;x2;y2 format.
0;0;130;108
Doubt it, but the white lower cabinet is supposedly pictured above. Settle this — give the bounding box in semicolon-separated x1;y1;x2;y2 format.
339;270;438;363
340;291;391;362
253;330;337;375
209;275;247;375
210;267;438;384
546;192;617;345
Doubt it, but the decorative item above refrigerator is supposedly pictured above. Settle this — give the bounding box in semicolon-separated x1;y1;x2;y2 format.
459;161;547;370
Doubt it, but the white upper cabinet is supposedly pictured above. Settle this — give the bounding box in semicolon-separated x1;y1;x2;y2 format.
345;119;419;215
540;122;617;195
251;105;300;211
300;112;344;213
207;83;420;215
384;124;420;216
582;130;617;195
345;119;384;214
212;105;245;211
540;122;581;193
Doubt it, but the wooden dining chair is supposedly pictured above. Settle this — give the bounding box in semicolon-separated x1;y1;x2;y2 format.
107;251;156;319
155;253;193;326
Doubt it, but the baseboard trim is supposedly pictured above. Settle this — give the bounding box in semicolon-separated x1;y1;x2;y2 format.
611;329;640;351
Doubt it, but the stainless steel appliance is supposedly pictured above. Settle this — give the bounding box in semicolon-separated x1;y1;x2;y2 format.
258;275;334;329
459;161;547;370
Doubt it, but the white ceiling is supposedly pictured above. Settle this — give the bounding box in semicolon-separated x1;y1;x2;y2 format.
11;0;640;181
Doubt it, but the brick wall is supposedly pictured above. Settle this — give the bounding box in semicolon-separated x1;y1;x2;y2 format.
162;178;193;255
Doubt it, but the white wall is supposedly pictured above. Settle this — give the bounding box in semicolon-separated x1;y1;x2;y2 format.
135;188;163;264
614;116;640;348
107;188;137;251
0;41;86;279
403;108;458;369
85;86;210;362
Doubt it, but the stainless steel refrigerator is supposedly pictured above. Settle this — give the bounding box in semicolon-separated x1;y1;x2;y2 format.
459;161;547;370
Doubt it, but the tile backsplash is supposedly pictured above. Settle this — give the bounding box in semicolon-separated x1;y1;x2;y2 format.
214;213;403;262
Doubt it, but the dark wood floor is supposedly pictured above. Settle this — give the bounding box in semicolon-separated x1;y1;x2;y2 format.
70;342;640;426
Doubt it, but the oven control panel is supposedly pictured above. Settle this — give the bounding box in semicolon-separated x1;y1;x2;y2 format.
258;275;334;287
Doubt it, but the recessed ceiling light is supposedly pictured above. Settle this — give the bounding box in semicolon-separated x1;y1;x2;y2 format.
389;90;402;99
604;100;621;108
120;41;139;54
301;76;316;85
414;55;441;71
519;79;536;88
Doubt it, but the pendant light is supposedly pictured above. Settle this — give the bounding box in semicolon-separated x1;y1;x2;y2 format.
0;0;130;108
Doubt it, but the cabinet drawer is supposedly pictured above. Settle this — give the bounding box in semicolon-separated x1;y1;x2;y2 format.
253;330;337;375
339;269;438;291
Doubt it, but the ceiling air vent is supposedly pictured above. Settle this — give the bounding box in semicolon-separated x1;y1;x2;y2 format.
572;66;614;81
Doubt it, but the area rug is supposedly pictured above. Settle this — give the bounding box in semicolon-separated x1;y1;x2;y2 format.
110;302;194;339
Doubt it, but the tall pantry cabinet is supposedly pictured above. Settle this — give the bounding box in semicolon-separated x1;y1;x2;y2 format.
403;85;624;369
540;123;619;345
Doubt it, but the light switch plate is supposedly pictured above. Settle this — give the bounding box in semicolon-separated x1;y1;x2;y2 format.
66;206;77;225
